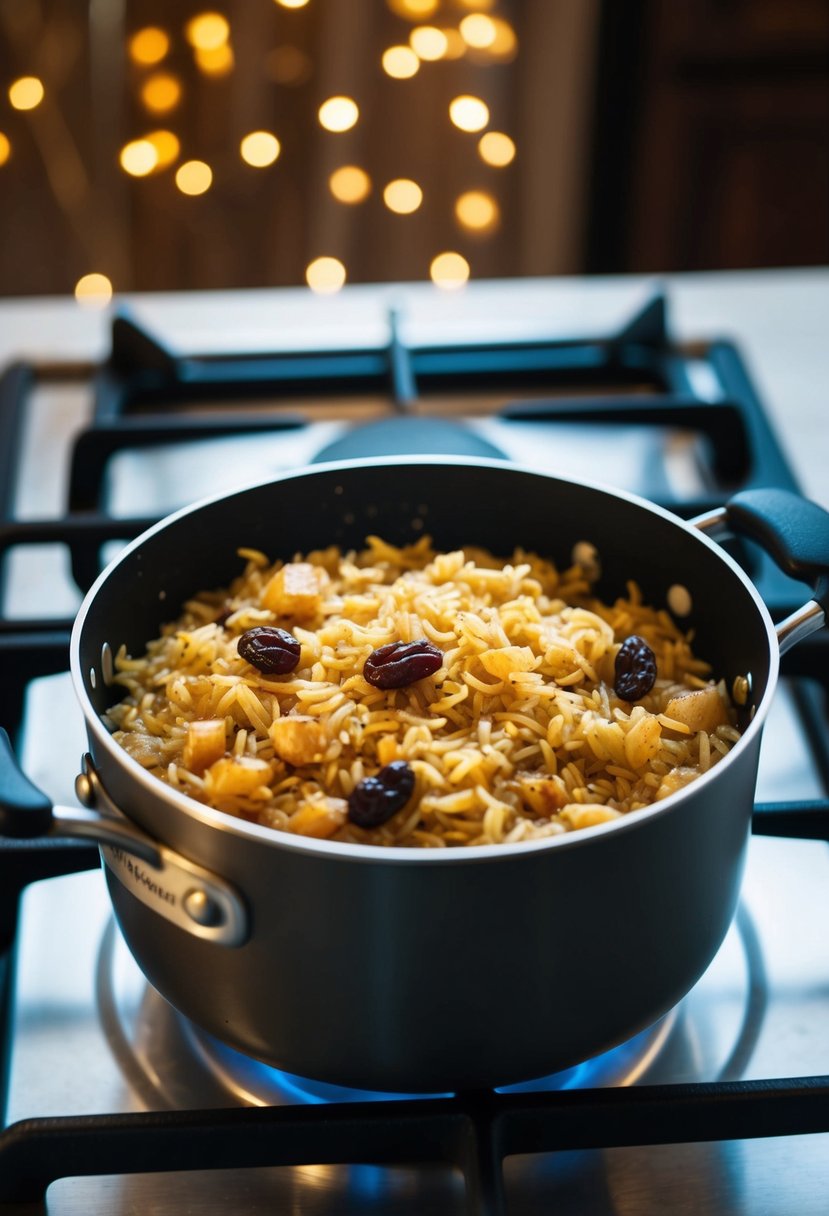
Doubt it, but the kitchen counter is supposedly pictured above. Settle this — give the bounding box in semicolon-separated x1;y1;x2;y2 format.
1;266;827;506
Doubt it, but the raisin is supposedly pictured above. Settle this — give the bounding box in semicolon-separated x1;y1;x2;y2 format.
238;626;301;675
614;635;657;701
363;639;443;689
348;760;415;828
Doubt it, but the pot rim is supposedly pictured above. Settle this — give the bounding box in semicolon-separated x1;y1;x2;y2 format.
69;455;780;865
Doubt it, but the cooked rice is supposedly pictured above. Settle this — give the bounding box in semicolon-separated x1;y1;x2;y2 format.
107;535;740;847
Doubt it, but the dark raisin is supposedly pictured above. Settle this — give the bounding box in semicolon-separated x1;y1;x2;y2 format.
363;639;443;689
348;760;416;828
238;626;301;675
614;635;657;701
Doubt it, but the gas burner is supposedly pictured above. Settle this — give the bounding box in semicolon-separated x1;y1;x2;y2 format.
96;907;763;1113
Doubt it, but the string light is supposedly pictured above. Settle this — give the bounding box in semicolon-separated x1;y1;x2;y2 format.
430;252;470;290
146;130;180;168
449;95;489;133
140;73;181;113
386;0;439;19
459;14;497;49
75;273;113;308
478;131;515;167
274;0;310;7
409;26;448;60
306;256;346;293
383;179;422;214
195;44;234;75
382;46;420;78
240;131;281;167
329;165;371;203
0;133;10;167
318;96;359;132
185;13;230;51
128;27;170;66
175;160;213;195
455;190;499;233
8;77;44;111
120;138;159;176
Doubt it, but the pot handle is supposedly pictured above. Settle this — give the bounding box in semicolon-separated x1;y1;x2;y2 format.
692;488;829;654
0;730;248;947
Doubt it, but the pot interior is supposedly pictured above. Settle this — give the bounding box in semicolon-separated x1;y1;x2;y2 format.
77;460;775;723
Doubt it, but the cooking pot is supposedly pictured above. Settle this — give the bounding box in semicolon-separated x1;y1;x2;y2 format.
1;459;828;1092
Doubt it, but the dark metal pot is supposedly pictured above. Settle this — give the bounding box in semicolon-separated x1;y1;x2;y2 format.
2;458;828;1092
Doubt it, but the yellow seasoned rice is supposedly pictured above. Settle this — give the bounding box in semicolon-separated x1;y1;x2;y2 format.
107;535;740;847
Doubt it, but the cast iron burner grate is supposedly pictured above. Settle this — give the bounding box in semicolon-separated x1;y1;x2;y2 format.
1;292;828;1212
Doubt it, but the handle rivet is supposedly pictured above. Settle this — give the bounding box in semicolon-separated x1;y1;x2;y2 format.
183;888;224;928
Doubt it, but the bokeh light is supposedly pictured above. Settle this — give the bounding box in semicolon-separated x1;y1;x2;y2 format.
74;273;113;308
0;133;10;167
240;131;281;167
459;14;497;48
329;165;371;203
455;190;499;233
274;0;310;7
488;18;518;60
306;256;346;293
8;77;44;111
267;45;312;84
175;160;213;195
140;73;181;113
146;129;180;168
318;96;359;132
128;27;170;66
409;26;448;60
478;131;516;167
383;178;423;214
195;44;234;75
120;138;159;176
430;251;470;290
382;46;420;79
185;12;230;51
449;95;489;133
386;0;439;19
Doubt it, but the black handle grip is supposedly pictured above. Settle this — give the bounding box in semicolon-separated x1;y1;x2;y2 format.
726;488;829;611
0;728;55;838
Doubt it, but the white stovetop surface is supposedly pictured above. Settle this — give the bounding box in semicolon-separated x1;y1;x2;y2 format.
1;267;827;508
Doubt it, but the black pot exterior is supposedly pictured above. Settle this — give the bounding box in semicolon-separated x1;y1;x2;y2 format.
74;460;776;1091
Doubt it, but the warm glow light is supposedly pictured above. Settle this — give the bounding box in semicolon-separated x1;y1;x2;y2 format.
457;0;495;9
318;96;359;132
455;190;499;233
329;165;371;203
430;251;470;290
382;45;420;78
240;130;281;167
0;133;10;167
449;95;489;133
478;131;516;167
274;0;310;6
386;0;439;19
409;26;448;60
440;28;467;59
128;27;170;65
383;178;423;214
120;139;159;176
195;44;234;74
146;129;180;168
74;273;113;308
488;18;518;59
267;45;311;85
459;13;497;48
140;72;181;113
8;77;44;111
185;12;230;51
175;159;213;195
306;256;346;294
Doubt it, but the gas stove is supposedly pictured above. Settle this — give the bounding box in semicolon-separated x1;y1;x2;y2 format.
1;279;828;1214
